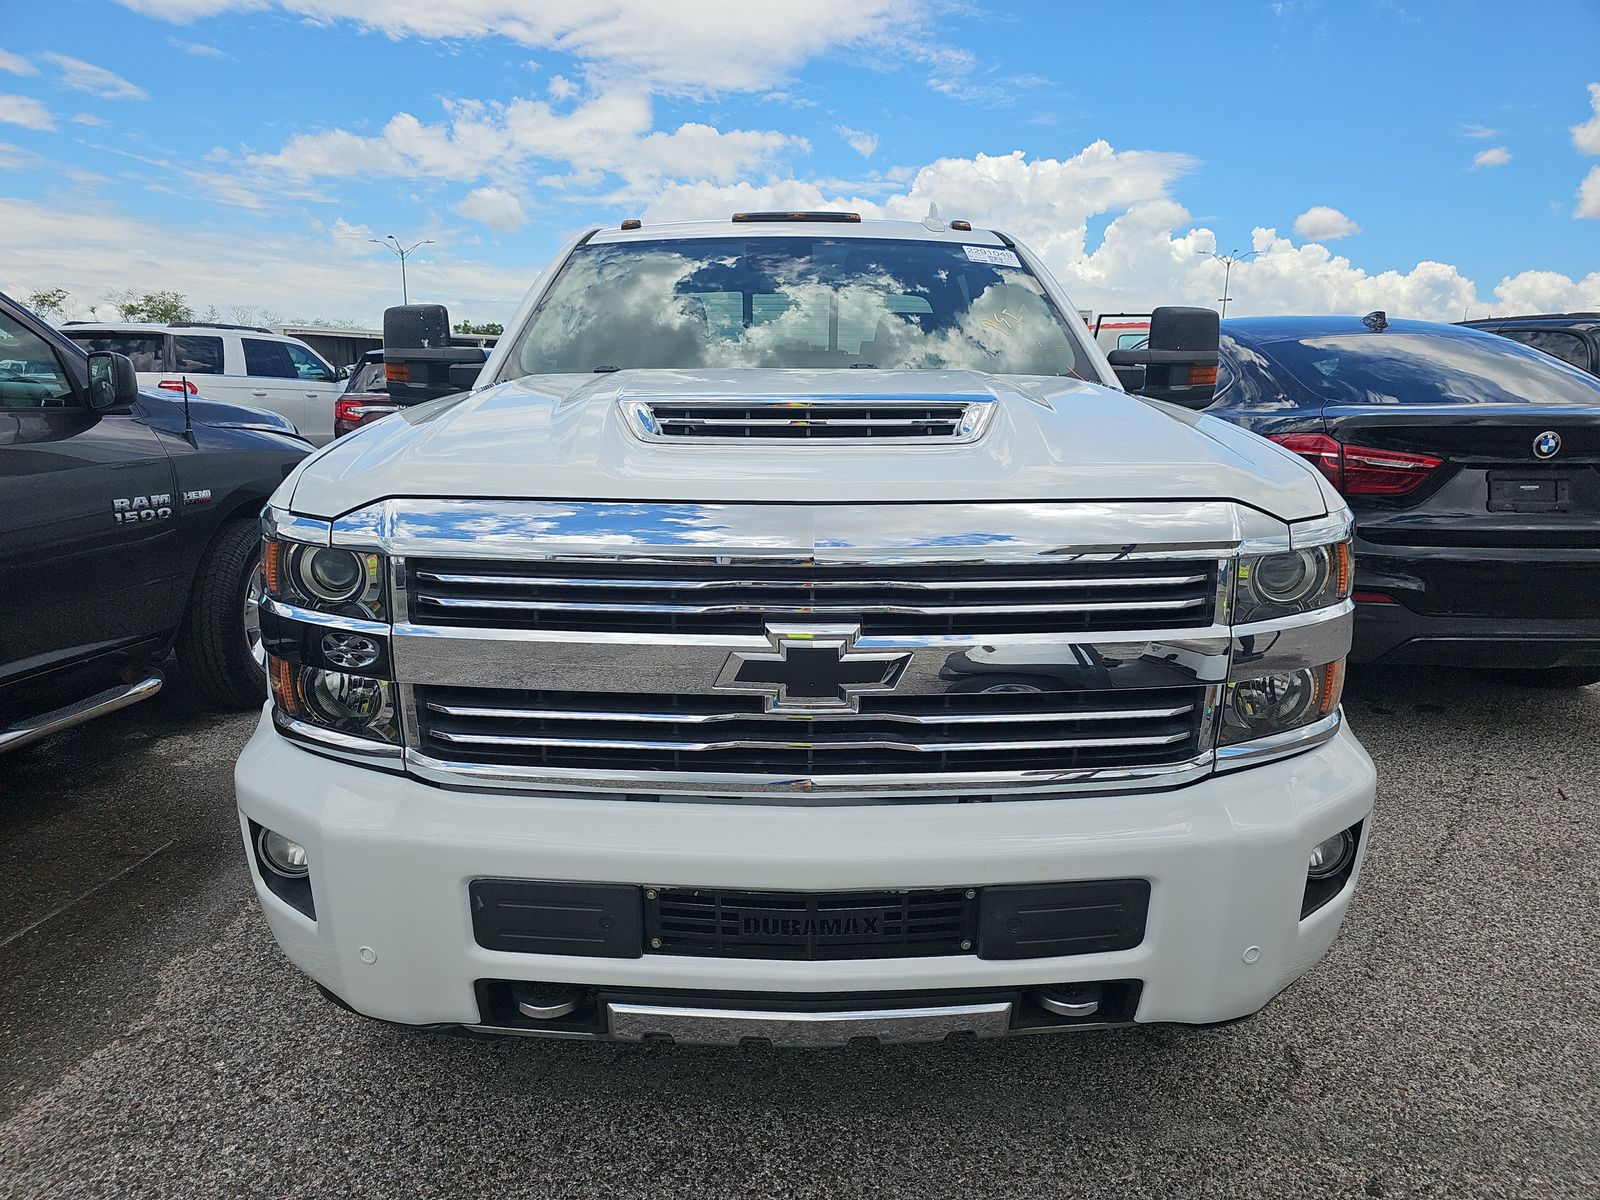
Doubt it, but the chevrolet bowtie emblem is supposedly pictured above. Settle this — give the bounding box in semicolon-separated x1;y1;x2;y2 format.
715;626;911;714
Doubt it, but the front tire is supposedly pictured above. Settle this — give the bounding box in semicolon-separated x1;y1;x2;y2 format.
177;518;267;709
1496;666;1600;690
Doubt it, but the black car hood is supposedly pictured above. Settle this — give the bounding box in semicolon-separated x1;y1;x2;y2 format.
137;391;305;437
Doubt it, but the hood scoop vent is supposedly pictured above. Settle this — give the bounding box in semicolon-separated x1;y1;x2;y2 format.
622;396;995;442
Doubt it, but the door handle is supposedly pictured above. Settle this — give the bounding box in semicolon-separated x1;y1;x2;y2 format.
251;389;269;397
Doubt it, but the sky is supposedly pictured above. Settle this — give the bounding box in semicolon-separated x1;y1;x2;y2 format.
2;0;1598;329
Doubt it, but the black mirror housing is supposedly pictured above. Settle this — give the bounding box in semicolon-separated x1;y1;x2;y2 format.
86;351;139;411
383;304;489;404
1106;306;1220;409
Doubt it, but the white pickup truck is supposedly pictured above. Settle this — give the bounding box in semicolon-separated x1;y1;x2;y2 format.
237;212;1375;1045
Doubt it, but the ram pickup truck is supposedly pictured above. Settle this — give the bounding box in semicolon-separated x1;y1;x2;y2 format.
2;290;310;753
237;213;1376;1045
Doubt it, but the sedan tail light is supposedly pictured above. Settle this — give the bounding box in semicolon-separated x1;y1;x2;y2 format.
1269;433;1444;497
334;394;400;438
157;379;199;395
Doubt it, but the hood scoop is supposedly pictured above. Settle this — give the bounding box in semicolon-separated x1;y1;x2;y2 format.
621;394;996;442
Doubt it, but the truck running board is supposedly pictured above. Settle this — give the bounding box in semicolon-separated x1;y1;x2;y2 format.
0;673;163;755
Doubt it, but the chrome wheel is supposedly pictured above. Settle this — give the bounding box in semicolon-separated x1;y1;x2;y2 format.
243;561;265;671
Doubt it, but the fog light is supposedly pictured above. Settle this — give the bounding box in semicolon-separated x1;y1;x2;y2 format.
258;827;309;878
1307;829;1355;880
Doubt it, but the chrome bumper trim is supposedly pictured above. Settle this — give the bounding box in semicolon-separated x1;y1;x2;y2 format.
401;745;1219;798
602;999;1015;1046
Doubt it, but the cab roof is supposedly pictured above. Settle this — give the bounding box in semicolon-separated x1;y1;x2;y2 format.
586;215;1007;247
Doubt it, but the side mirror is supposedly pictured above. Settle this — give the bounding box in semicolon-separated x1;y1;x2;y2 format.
87;351;139;411
1106;306;1219;409
383;304;489;404
335;364;351;381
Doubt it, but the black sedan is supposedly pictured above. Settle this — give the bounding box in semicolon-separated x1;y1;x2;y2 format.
1209;314;1600;688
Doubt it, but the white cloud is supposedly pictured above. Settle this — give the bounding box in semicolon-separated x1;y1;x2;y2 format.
640;143;1595;322
836;125;879;158
42;53;149;101
166;37;230;58
0;194;536;325
547;74;579;101
72;112;110;127
1492;268;1600;313
1578;165;1600;220
454;185;526;232
1292;205;1360;241
1459;123;1497;139
113;0;921;93
250;90;804;193
1573;83;1600;155
0;49;37;76
1471;145;1511;169
0;94;54;130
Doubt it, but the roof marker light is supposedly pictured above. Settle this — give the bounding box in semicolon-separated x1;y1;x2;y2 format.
730;211;862;223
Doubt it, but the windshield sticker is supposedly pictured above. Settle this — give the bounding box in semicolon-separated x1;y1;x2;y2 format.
963;245;1022;268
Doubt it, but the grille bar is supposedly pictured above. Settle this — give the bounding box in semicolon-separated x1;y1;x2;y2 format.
430;729;1193;754
415;571;1209;592
425;700;1196;725
415;685;1208;778
407;558;1220;637
414;595;1208;617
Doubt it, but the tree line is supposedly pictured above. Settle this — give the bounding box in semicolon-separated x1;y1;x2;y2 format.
25;287;505;337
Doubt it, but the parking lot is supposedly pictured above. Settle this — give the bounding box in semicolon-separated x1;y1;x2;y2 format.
1;669;1595;1200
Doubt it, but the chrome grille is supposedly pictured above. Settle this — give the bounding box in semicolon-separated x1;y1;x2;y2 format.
406;560;1218;637
624;397;991;441
414;685;1206;777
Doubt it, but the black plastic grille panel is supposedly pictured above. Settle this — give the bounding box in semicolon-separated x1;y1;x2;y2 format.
645;887;976;960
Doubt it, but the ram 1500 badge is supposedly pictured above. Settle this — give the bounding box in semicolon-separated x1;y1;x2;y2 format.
236;212;1375;1045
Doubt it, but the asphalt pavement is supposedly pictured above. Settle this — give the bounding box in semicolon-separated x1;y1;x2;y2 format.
1;668;1596;1199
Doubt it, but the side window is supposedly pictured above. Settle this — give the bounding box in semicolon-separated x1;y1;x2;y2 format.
69;334;165;372
242;338;297;379
282;341;334;383
172;335;224;375
1504;329;1591;372
0;313;76;408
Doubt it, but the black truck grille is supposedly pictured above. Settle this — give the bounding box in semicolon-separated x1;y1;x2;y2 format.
406;559;1218;637
646;887;976;960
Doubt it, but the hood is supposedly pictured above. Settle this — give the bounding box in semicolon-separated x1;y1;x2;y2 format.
287;369;1330;521
138;390;303;436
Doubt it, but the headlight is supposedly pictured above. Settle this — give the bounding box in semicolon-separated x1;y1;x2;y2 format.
1235;539;1351;624
269;656;399;745
263;538;386;620
1219;660;1344;745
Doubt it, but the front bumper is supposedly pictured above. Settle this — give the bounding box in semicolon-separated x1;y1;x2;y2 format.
235;710;1376;1039
1352;539;1600;668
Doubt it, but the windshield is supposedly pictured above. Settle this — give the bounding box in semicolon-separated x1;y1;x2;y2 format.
1260;330;1600;408
501;236;1093;380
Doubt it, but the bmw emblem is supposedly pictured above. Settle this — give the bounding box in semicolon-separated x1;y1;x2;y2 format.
1533;430;1561;459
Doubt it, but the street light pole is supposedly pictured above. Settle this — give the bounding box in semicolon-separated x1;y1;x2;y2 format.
1198;249;1260;320
370;235;434;304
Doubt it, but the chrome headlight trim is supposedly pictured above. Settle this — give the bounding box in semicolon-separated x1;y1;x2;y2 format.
1214;709;1342;771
